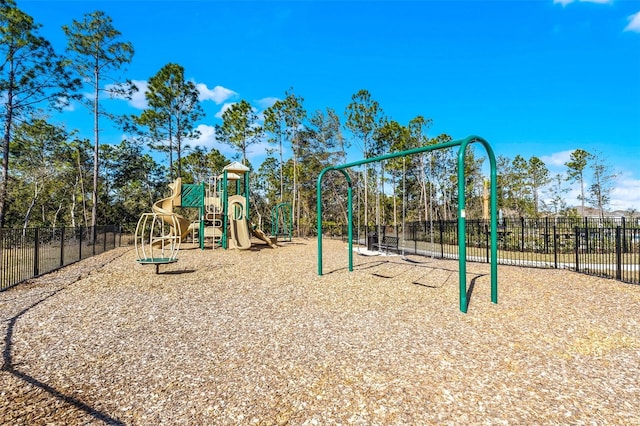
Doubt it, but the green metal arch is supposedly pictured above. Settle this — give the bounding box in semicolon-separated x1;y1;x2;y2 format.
316;135;498;313
317;167;354;271
271;202;293;241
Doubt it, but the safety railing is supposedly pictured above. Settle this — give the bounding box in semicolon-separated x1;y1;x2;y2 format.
342;217;640;285
0;225;122;291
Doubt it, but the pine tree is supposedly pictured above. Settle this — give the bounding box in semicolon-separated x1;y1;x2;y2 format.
135;63;204;180
63;10;134;232
0;0;79;227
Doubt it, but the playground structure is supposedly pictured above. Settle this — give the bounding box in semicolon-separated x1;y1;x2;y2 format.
134;211;182;274
135;161;278;271
316;135;498;314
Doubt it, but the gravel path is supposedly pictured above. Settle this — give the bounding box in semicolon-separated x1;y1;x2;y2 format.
1;238;639;425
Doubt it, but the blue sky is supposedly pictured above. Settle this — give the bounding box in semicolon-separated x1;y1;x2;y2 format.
18;0;640;211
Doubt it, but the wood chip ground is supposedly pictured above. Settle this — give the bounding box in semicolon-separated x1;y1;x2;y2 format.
1;238;639;425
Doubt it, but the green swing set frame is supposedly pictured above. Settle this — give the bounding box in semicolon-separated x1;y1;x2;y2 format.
316;135;498;313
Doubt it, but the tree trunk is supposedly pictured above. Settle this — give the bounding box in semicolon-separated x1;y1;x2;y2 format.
71;175;78;228
279;136;283;201
579;173;585;215
23;181;39;230
168;122;174;180
363;163;369;232
420;155;429;223
293;154;299;236
0;110;12;229
91;67;99;241
330;184;349;224
76;148;88;227
52;203;63;228
392;172;397;230
176;116;182;179
0;62;16;229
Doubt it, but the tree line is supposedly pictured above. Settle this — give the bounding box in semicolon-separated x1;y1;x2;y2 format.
0;1;622;235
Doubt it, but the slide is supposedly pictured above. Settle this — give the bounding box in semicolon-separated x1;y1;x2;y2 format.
228;195;251;250
152;178;194;242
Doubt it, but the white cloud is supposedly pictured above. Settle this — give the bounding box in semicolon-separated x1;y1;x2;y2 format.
191;124;217;150
196;83;237;104
104;80;238;110
540;150;574;167
189;123;270;164
609;173;640;211
556;171;640;211
103;79;148;109
215;102;236;119
255;97;279;109
129;80;148;109
246;140;273;162
624;11;640;33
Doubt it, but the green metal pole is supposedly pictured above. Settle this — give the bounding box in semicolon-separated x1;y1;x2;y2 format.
456;137;499;312
200;182;205;250
271;205;276;236
317;167;332;275
317;168;353;275
244;171;250;223
316;135;498;313
487;144;499;304
287;203;293;241
347;177;353;271
457;144;468;313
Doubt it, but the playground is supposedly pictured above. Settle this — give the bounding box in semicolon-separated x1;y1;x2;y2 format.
2;137;639;424
2;237;639;424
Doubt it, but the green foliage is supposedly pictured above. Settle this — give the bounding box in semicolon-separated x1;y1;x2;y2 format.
586;152;617;219
527;156;550;216
134;63;204;180
180;146;228;184
9;119;72;227
344;89;384;230
345;89;383;157
546;173;569;215
564;148;592;214
100;140;165;223
1;8;625;232
63;9;134;229
215;100;262;166
62;10;135;114
0;0;80;226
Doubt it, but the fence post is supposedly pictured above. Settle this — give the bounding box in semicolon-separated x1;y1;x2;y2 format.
574;226;580;273
584;217;589;254
616;226;622;280
103;226;107;252
485;223;490;263
622;216;628;253
92;225;96;256
60;227;65;268
79;227;83;261
520;217;525;252
553;225;558;269
439;220;444;258
545;217;549;254
34;227;39;277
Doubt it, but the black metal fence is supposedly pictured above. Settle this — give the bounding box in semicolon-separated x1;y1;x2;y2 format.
0;225;122;291
343;216;640;285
